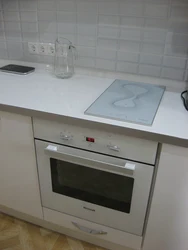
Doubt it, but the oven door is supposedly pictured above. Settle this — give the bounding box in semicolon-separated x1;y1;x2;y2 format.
35;140;154;236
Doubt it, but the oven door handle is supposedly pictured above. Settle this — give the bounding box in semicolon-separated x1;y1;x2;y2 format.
44;144;135;176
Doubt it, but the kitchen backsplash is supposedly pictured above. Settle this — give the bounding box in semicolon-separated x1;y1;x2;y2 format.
0;0;188;81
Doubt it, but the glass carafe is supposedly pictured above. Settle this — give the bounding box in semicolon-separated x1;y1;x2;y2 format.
54;37;77;79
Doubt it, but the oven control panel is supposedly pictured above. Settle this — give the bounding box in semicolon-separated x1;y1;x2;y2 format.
33;117;158;165
60;131;120;153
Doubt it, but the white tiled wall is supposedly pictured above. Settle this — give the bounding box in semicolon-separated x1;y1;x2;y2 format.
0;0;188;81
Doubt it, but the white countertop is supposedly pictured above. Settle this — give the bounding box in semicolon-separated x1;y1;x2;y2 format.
0;63;188;147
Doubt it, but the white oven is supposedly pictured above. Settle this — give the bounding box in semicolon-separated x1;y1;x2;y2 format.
34;118;157;236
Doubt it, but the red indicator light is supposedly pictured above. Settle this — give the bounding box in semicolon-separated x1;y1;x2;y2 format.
86;137;95;143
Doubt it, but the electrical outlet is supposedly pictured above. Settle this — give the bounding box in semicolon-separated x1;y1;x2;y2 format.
28;42;56;56
28;42;38;54
38;43;48;55
47;43;55;56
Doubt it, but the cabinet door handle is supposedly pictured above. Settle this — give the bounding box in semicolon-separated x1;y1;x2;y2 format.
72;222;107;235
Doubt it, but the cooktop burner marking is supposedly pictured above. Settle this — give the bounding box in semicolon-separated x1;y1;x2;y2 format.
113;84;149;109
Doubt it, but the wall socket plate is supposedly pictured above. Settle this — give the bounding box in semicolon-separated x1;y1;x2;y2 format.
28;42;38;54
38;43;48;55
48;43;55;56
28;42;55;56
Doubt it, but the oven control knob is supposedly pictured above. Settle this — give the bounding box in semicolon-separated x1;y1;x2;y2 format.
60;134;72;141
107;145;120;152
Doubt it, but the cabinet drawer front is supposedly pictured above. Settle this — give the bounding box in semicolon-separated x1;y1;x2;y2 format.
43;208;142;250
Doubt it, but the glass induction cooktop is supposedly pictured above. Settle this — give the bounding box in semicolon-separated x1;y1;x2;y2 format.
85;80;165;126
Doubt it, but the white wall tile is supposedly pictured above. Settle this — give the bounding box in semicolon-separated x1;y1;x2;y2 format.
2;0;19;10
116;62;138;74
0;41;8;58
5;30;22;41
56;0;76;12
98;26;119;38
167;33;188;47
76;57;96;68
0;30;5;41
161;68;185;80
184;70;188;82
145;18;168;29
99;2;119;15
23;32;39;42
99;15;119;26
58;23;76;34
117;51;139;63
38;54;54;64
0;16;3;29
78;24;96;36
20;11;37;22
19;0;37;11
120;29;141;41
165;44;188;57
3;11;20;22
77;11;97;35
119;2;144;16
77;46;96;57
4;22;21;31
141;42;164;54
0;11;3;22
139;65;161;77
121;17;144;28
143;29;166;43
171;5;188;19
39;32;56;42
170;20;188;34
7;41;23;59
38;22;56;34
140;53;162;66
98;38;117;49
163;56;187;69
77;12;97;24
96;59;116;71
144;4;169;17
38;11;56;22
21;22;38;33
148;0;169;3
77;2;98;13
96;48;116;60
77;35;96;47
58;34;75;44
38;1;56;11
119;40;140;52
57;11;76;23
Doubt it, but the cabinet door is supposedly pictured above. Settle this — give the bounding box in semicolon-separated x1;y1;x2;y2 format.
0;111;43;219
143;144;188;250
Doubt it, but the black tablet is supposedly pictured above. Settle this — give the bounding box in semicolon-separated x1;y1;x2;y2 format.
0;64;35;75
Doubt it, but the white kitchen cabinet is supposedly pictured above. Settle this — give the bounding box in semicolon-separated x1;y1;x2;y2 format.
0;111;43;219
143;144;188;250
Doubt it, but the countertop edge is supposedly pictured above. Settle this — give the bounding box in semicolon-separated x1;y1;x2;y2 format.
0;103;188;148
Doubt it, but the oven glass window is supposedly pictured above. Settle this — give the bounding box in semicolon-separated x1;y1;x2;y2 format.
50;158;134;213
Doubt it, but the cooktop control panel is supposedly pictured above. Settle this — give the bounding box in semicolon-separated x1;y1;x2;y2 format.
33;117;158;165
